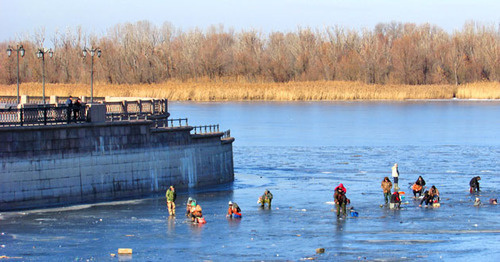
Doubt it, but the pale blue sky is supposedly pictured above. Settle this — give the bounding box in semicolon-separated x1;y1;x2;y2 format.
1;0;499;44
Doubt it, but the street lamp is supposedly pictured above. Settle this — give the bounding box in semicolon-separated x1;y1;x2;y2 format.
6;44;25;104
36;48;53;105
82;47;101;103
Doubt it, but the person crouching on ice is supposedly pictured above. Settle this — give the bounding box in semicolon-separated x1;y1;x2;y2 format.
259;189;273;208
166;185;176;216
412;176;426;198
227;201;242;218
186;197;195;217
429;185;440;203
190;201;203;223
469;176;481;193
334;186;348;218
390;191;401;209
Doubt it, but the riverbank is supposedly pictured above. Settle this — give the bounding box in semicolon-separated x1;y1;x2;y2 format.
1;81;499;101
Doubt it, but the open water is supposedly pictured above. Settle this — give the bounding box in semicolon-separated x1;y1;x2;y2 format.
1;101;500;261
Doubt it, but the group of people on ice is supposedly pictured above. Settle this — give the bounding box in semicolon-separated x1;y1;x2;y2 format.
381;164;495;210
165;185;274;224
165;163;495;222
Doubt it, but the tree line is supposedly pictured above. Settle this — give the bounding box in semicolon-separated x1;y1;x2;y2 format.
1;21;499;86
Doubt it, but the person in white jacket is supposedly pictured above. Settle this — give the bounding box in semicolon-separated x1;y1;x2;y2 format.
392;163;400;190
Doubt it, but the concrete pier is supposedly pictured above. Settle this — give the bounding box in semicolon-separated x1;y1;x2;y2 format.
0;121;234;211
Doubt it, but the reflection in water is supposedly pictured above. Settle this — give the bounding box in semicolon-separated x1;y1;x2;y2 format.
166;216;176;235
227;217;242;229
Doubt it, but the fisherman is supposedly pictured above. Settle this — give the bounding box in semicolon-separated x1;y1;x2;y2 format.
390;191;401;209
334;186;349;218
392;163;400;190
419;190;431;207
469;176;481;193
381;177;392;205
420;186;440;207
186;197;195;217
190;201;203;223
489;198;497;205
474;197;481;206
227;201;242;218
429;185;440;203
412;176;426;198
259;189;273;208
166;185;176;216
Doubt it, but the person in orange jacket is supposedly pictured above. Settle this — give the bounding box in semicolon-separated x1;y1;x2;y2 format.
226;201;242;218
190;201;203;223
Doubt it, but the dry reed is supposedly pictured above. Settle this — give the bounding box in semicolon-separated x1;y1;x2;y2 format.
0;81;498;101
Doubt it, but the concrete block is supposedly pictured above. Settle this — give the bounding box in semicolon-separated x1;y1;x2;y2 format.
1;192;16;202
59;129;67;140
68;128;79;139
88;103;106;123
78;128;86;138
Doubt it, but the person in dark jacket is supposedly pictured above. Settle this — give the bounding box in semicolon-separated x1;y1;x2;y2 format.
469;176;481;193
73;98;81;121
420;186;440;207
412;176;426;198
65;96;73;123
390;191;401;209
334;186;348;218
419;190;431;207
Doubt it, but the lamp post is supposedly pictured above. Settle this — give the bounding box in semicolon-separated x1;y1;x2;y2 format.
6;45;25;104
83;47;101;103
36;48;54;105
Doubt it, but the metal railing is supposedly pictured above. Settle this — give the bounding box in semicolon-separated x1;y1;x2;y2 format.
191;124;220;134
105;99;168;121
0;95;105;105
0;104;87;126
222;129;231;139
152;118;188;128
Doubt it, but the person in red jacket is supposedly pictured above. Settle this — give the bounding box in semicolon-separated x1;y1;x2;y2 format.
334;186;348;218
390;191;401;209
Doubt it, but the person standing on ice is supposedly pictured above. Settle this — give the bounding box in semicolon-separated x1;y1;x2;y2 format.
334;186;348;218
166;185;177;216
392;163;400;190
381;177;393;205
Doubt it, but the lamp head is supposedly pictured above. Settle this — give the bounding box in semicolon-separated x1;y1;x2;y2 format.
6;48;12;57
19;46;25;57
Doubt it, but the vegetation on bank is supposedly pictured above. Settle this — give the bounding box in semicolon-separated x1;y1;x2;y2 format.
0;21;499;87
1;81;498;101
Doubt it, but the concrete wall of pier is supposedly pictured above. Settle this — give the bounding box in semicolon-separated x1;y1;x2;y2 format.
0;122;234;211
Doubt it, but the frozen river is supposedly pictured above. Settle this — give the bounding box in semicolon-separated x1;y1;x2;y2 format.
1;101;499;261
